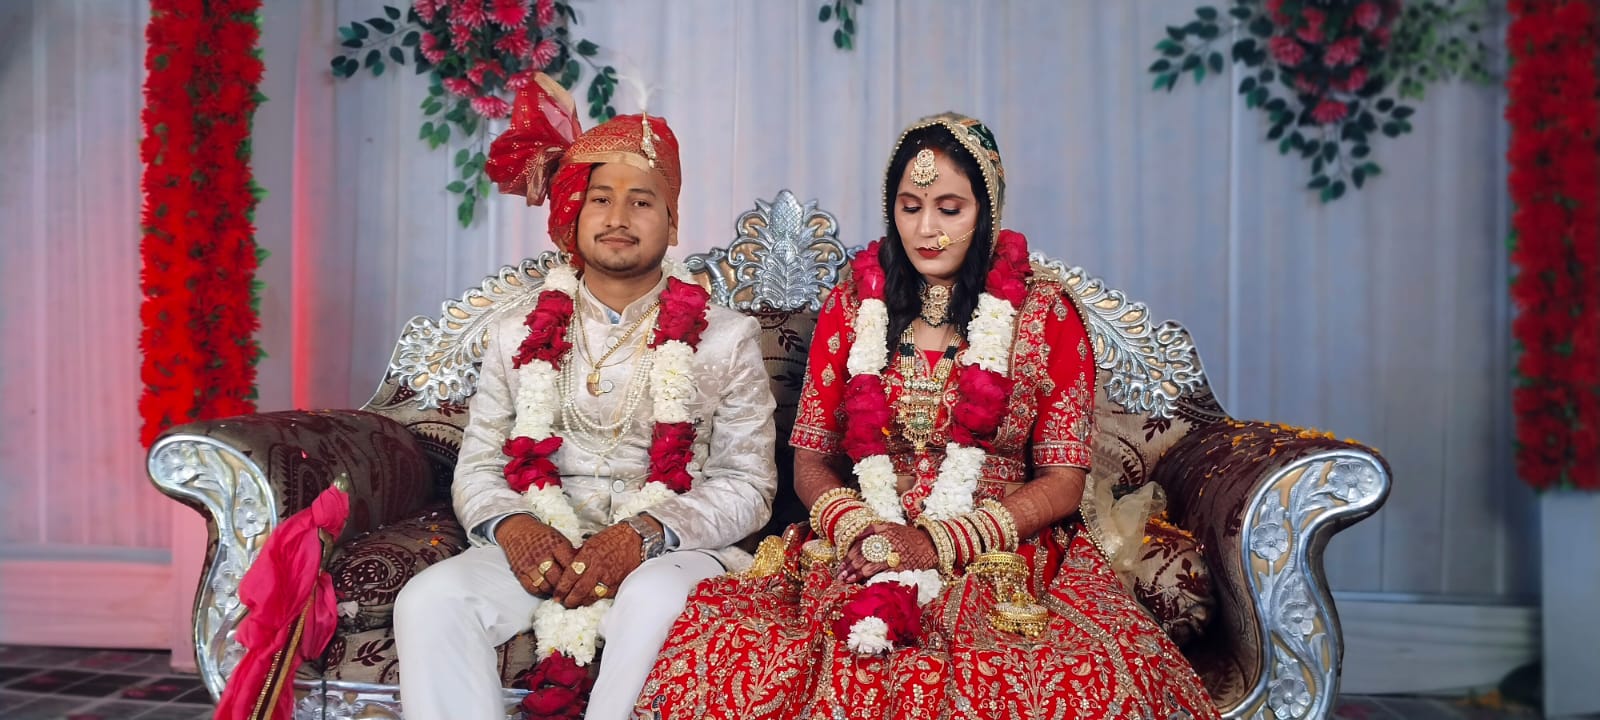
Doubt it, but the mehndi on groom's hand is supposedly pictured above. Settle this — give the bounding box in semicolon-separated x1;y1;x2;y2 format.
497;514;577;598
552;521;645;608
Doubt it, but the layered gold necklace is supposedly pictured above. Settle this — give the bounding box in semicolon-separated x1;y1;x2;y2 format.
894;324;960;454
575;297;659;396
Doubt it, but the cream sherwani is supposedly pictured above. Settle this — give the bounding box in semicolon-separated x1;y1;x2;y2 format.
395;273;778;720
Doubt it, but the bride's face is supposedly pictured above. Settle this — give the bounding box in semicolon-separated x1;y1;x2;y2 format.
893;150;979;285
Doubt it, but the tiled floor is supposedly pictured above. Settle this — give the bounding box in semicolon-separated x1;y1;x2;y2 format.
0;646;211;720
0;644;1545;719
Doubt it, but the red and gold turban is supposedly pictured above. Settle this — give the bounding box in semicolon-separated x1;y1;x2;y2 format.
486;73;681;253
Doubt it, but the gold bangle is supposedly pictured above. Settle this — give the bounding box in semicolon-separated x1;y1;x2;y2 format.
818;498;866;546
915;516;957;578
962;514;995;557
809;487;860;532
823;498;867;533
945;516;980;567
980;499;1020;552
966;508;992;553
975;507;1006;554
990;600;1049;638
833;508;877;554
800;538;838;573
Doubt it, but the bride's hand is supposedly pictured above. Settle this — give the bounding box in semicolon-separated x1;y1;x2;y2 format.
837;523;938;583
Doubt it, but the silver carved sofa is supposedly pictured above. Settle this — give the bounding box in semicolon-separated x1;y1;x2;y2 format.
148;190;1389;720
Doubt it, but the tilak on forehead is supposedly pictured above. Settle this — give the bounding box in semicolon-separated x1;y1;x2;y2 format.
485;73;683;257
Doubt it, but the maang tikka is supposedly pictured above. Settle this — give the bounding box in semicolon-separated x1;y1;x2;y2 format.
910;148;939;187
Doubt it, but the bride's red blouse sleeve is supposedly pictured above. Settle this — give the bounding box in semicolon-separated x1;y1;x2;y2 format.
790;280;857;457
1030;291;1095;469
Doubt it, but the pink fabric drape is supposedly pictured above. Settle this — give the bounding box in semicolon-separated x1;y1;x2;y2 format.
214;483;349;720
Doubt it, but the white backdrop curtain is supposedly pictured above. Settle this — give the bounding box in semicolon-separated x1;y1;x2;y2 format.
0;0;1532;652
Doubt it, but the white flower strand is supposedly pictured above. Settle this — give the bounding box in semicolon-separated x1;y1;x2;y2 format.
960;293;1017;374
544;264;580;295
649;340;696;424
511;360;559;440
848;288;1017;531
845;616;892;655
610;481;678;524
856;455;903;523
920;444;985;521
846;299;889;377
532;600;612;665
526;485;583;545
867;569;944;606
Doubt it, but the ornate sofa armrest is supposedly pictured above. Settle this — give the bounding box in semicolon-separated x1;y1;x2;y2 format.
147;409;435;700
1151;420;1390;720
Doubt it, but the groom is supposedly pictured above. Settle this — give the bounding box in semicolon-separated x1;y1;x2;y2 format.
393;74;777;720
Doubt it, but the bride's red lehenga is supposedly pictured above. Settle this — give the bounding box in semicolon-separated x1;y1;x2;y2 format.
632;272;1221;720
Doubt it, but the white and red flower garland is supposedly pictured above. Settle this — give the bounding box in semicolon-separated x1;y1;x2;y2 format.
832;230;1033;654
500;258;709;664
831;569;944;655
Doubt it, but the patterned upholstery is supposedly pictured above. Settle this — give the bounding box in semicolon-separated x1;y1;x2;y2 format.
163;409;438;540
1151;418;1388;709
1088;374;1227;490
307;625;538;688
329;504;469;634
1132;515;1215;648
751;309;820;541
1081;371;1228;648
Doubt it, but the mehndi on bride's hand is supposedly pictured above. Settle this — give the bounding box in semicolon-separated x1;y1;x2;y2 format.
838;522;938;583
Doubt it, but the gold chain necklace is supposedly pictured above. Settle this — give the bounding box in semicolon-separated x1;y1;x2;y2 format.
576;296;660;396
894;324;960;454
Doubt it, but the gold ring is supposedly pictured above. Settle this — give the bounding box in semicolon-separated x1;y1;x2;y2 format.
885;551;901;568
861;535;895;565
593;582;608;598
570;561;587;576
538;560;554;575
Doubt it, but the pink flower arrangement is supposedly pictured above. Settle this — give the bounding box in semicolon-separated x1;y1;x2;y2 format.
329;1;620;227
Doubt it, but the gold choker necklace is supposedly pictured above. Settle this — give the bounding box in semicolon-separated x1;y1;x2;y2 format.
919;284;952;327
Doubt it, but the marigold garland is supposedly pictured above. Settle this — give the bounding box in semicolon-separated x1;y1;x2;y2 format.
139;0;266;447
1506;0;1600;491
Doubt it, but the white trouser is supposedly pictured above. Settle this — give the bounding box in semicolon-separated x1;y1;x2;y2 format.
393;544;723;720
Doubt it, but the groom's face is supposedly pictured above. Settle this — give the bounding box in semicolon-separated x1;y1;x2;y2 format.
574;162;673;279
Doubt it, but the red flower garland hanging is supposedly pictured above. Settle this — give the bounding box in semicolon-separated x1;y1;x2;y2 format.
139;0;266;447
1506;0;1600;491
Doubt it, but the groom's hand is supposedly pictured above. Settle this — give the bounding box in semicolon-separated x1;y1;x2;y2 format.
552;522;644;608
497;514;577;598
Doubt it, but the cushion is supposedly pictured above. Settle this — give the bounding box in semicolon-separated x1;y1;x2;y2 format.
749;309;820;540
1090;373;1227;489
328;504;469;633
1132;514;1216;648
309;625;537;688
750;309;818;443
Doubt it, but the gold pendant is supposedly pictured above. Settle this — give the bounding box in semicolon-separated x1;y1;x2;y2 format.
586;369;604;396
